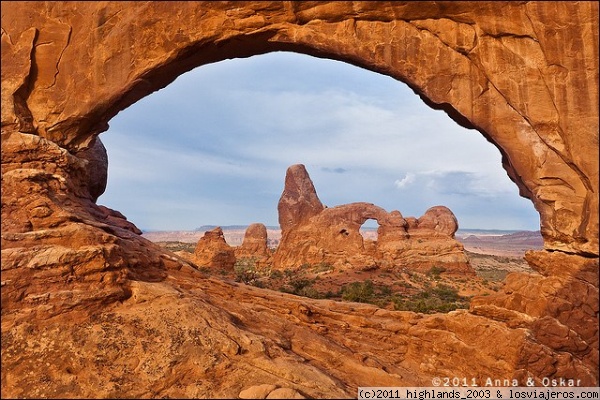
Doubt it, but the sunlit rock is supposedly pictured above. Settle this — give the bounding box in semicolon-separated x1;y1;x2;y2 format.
1;2;597;397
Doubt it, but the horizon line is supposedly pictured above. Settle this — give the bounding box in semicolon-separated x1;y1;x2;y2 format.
140;226;541;233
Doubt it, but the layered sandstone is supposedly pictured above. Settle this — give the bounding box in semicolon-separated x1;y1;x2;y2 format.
235;223;273;269
273;165;473;274
1;1;597;255
1;2;598;398
193;227;236;271
471;250;599;377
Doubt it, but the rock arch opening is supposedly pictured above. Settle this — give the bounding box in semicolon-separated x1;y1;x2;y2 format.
98;51;539;237
360;219;379;243
2;3;597;396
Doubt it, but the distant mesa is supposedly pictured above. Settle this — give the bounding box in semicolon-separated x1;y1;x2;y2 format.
195;225;219;231
195;224;249;231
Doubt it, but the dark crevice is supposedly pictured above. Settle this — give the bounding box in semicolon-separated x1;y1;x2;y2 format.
12;29;38;134
545;248;599;259
481;32;539;42
13;88;36;134
48;25;71;89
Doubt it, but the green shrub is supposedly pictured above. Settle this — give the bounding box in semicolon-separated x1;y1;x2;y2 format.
298;286;323;299
428;284;461;302
234;257;257;270
269;269;283;279
393;284;468;314
290;278;313;293
284;268;295;278
427;266;446;280
314;262;334;273
234;258;258;284
158;241;196;253
378;285;392;297
341;280;375;303
278;275;321;297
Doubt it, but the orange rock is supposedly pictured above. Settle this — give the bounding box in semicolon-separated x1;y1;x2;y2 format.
410;206;459;237
235;223;273;268
274;165;473;274
278;164;325;235
1;2;598;397
2;1;596;254
193;227;236;271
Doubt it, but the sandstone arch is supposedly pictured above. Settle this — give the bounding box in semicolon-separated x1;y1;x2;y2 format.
2;2;597;255
1;2;598;397
273;166;472;273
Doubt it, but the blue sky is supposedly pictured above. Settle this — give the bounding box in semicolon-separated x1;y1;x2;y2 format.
98;51;540;232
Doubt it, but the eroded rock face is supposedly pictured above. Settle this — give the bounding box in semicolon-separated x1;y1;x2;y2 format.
0;130;168;320
1;1;597;255
235;223;273;269
193;227;236;271
412;206;459;237
278;164;325;235
1;2;598;397
75;136;108;203
471;250;599;379
273;165;473;274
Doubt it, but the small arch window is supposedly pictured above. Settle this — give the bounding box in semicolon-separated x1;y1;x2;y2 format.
360;219;379;241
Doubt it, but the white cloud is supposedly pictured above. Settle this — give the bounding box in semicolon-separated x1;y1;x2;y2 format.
394;173;416;189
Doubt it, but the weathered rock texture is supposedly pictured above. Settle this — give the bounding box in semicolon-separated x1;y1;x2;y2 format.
194;227;236;271
235;223;273;269
273;165;473;274
1;2;598;398
278;164;326;236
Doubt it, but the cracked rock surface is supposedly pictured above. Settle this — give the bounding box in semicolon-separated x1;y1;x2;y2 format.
1;2;598;398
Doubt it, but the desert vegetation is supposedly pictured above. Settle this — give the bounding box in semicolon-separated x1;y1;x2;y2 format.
158;241;534;314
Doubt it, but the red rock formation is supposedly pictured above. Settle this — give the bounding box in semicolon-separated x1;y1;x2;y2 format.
193;227;236;271
411;206;459;237
234;223;273;268
2;2;596;255
273;165;473;274
75;136;108;203
471;250;599;373
1;2;598;398
278;164;325;235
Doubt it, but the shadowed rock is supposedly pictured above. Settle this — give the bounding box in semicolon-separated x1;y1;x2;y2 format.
75;136;108;203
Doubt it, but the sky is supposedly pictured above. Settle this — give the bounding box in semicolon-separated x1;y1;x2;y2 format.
98;51;540;232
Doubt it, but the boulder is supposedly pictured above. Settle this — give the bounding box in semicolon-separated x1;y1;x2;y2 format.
411;206;459;238
75;136;108;203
